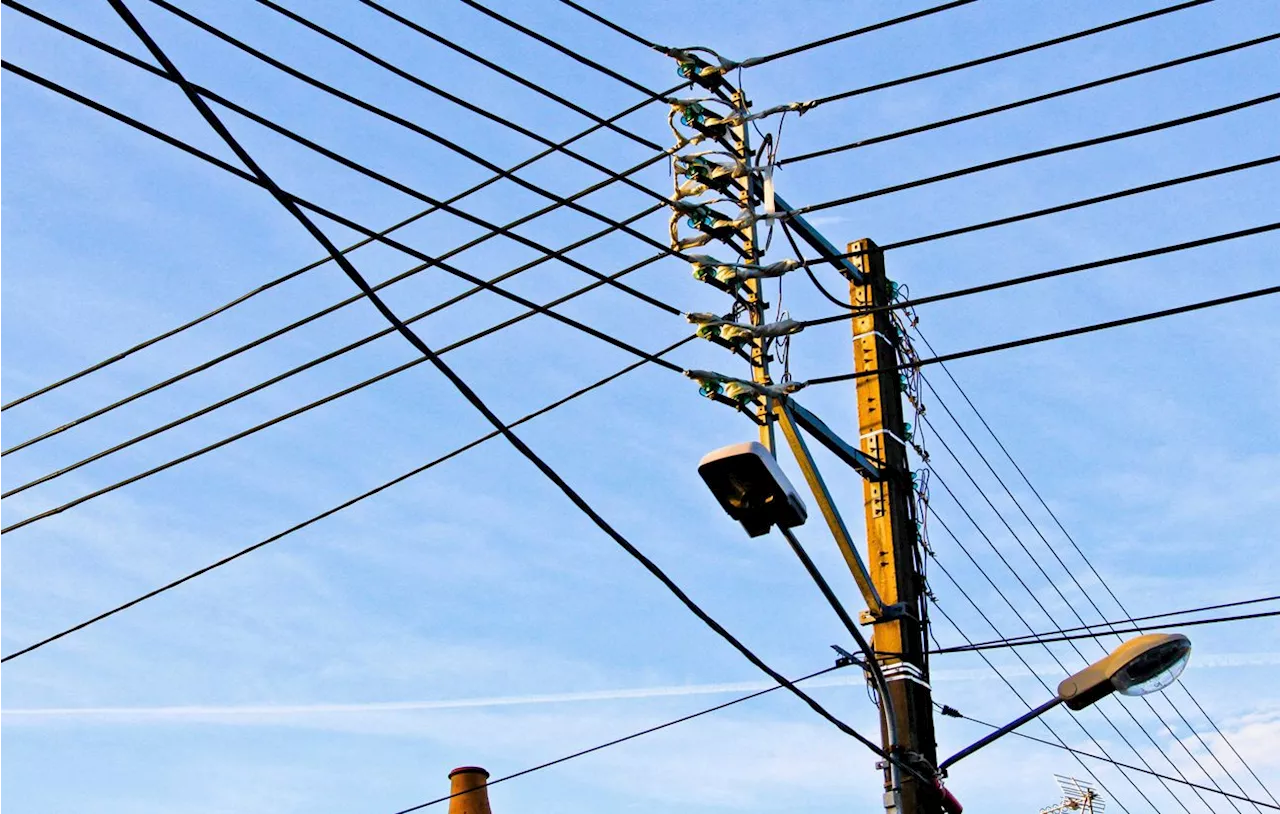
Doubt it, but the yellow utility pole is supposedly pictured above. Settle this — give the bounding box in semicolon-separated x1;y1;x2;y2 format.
731;89;776;452
850;238;938;814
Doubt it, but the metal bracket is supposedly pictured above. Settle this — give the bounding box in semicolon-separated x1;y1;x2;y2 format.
859;602;912;625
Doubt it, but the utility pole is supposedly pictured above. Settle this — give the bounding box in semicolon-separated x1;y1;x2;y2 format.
730;89;776;452
850;239;938;813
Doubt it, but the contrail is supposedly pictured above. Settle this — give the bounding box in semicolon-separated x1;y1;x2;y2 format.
5;652;1271;721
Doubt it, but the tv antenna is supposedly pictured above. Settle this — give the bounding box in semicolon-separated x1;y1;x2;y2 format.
1039;775;1105;814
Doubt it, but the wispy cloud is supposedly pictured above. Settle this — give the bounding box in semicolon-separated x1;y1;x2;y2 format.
9;652;1276;722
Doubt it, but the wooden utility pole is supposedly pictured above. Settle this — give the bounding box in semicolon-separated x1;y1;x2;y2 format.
850;238;938;814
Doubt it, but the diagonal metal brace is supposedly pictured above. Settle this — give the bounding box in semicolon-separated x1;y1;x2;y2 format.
786;399;886;482
774;401;885;617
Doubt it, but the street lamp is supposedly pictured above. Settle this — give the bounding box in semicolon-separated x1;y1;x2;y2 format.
938;633;1192;772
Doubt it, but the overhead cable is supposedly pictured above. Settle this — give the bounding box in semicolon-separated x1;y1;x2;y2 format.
801;285;1280;387
71;8;901;784
354;0;662;152
142;0;695;269
795;91;1280;216
0;63;687;532
922;408;1239;809
0;334;694;663
455;0;659;97
913;324;1276;809
782;32;1280;165
925;456;1197;809
741;0;979;67
805;0;1211;110
0;0;685;413
391;662;850;814
802;219;1280;329
925;524;1146;809
1;208;672;502
954;712;1280;809
550;0;659;50
933;609;1280;653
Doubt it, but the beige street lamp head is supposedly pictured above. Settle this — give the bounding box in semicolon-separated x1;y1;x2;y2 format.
1056;633;1191;711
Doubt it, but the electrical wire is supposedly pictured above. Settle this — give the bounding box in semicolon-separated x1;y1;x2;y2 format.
550;0;658;50
782;32;1280;165
924;531;1144;810
143;0;692;271
952;713;1280;809
933;609;1280;653
805;1;1211;110
17;14;902;782
801;285;1280;387
802;221;1280;326
390;662;853;814
0;208;671;501
911;322;1276;809
912;338;1280;809
921;409;1249;809
880;156;1280;252
455;0;659;98
925;463;1200;810
0;62;686;532
742;0;979;67
795;91;1280;216
918;366;1256;812
356;0;661;151
0;333;696;663
0;0;687;413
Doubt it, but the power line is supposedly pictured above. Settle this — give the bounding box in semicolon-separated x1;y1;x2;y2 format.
942;595;1279;650
391;662;850;814
796;91;1279;215
0;0;686;413
0;216;672;502
924;457;1200;810
806;0;1211;109
919;401;1237;810
933;609;1280;653
782;32;1280;165
878;157;1280;253
144;0;692;275
924;519;1147;810
802;219;1280;329
0;334;694;663
551;0;658;50
19;11;899;782
743;0;979;66
455;0;659;98
0;61;683;530
952;712;1280;809
802;285;1280;387
910;323;1276;809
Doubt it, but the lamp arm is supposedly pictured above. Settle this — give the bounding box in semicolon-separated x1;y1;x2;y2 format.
939;696;1063;772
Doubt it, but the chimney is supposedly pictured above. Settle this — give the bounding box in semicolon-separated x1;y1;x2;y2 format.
447;767;492;814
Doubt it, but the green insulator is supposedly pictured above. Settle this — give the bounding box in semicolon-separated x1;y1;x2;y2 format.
677;62;696;79
899;373;910;391
903;421;914;440
692;266;709;281
698;382;723;398
695;324;719;339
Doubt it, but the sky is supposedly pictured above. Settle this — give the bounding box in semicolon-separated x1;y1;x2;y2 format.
2;1;1278;812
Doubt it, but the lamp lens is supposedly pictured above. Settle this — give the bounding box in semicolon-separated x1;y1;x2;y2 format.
1113;638;1191;697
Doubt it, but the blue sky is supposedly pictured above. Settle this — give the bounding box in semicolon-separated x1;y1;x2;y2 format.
2;1;1278;812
